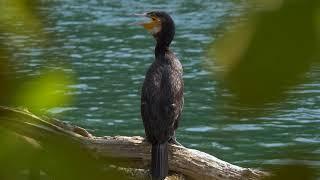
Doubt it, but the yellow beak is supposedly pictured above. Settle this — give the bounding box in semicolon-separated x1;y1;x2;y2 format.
142;20;159;31
135;13;161;32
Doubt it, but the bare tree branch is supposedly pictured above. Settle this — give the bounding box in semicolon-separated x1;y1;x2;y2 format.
0;106;268;180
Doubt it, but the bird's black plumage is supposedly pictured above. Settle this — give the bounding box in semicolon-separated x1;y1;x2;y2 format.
140;11;184;180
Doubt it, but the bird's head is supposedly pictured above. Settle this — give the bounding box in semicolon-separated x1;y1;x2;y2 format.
136;11;175;47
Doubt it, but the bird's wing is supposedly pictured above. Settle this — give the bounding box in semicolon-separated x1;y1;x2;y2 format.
141;64;183;143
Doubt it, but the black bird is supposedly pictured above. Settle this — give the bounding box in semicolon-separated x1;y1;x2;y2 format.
137;11;184;180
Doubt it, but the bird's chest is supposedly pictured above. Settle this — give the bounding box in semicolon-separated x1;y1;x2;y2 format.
144;66;164;89
143;63;173;91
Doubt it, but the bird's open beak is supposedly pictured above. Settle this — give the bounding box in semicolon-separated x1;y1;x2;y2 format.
134;13;160;32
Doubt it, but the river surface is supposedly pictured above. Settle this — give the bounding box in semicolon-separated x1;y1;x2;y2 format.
5;0;320;174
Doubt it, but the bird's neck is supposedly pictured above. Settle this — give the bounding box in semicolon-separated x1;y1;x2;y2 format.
155;41;169;59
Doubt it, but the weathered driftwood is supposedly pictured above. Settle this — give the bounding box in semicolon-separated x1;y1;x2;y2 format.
0;106;268;180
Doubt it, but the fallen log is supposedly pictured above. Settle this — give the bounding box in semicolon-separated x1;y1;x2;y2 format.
0;106;268;180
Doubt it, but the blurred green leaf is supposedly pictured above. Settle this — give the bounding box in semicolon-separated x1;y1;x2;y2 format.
13;71;73;112
263;164;316;180
0;48;12;104
0;115;128;180
211;0;319;105
0;0;43;36
0;0;130;179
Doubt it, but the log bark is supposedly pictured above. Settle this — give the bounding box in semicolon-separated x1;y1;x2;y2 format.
0;106;268;180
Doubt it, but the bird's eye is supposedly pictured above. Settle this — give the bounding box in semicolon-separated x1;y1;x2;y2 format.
152;17;156;21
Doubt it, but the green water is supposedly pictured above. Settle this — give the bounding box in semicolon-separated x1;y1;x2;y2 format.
6;0;320;174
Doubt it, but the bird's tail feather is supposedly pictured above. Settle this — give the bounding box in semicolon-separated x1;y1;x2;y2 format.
151;143;168;180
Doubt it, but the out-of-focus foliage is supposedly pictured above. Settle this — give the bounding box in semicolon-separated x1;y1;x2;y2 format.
0;0;127;179
0;0;44;40
0;49;12;104
14;71;72;112
209;0;320;178
0;0;47;107
262;164;316;180
210;0;320;105
0;117;126;180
